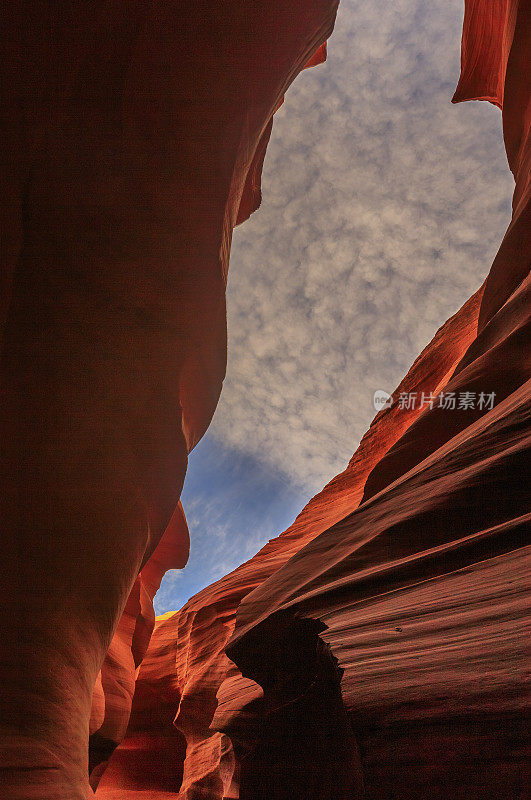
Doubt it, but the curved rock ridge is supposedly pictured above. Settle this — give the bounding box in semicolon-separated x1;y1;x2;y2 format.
97;1;529;797
88;40;329;780
88;502;190;789
1;2;337;797
228;378;530;800
452;0;517;109
88;28;331;796
94;285;487;799
225;2;530;796
453;0;530;332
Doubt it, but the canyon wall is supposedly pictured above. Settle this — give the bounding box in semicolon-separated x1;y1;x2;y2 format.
0;2;336;797
95;0;530;797
227;2;531;796
95;284;488;799
1;0;528;797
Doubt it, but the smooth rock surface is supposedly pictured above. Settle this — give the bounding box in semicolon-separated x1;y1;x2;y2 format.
96;1;529;797
95;284;490;797
1;2;336;797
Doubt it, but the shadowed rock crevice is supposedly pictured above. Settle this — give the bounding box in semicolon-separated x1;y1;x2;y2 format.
219;612;364;800
89;734;117;785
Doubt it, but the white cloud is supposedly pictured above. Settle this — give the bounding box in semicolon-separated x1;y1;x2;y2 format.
207;0;514;493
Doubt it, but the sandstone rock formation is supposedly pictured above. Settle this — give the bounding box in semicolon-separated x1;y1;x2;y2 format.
94;282;487;799
1;2;337;797
2;0;529;797
94;0;530;797
227;2;531;796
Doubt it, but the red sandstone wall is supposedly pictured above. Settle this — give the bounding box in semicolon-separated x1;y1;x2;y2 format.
1;0;528;797
95;281;486;798
227;3;530;797
96;1;529;797
0;3;337;797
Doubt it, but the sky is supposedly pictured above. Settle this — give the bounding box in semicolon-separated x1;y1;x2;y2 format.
153;0;514;614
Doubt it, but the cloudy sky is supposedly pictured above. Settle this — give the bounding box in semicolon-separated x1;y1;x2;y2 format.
154;0;513;613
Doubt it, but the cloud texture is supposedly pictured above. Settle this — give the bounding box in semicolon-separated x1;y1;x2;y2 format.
156;0;514;612
208;0;513;491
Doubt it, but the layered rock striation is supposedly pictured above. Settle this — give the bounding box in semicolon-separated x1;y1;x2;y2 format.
2;0;529;797
1;2;336;797
96;0;530;797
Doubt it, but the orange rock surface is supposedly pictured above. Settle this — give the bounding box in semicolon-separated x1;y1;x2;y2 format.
1;2;336;797
95;283;487;799
95;0;529;797
227;2;530;797
2;0;528;797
